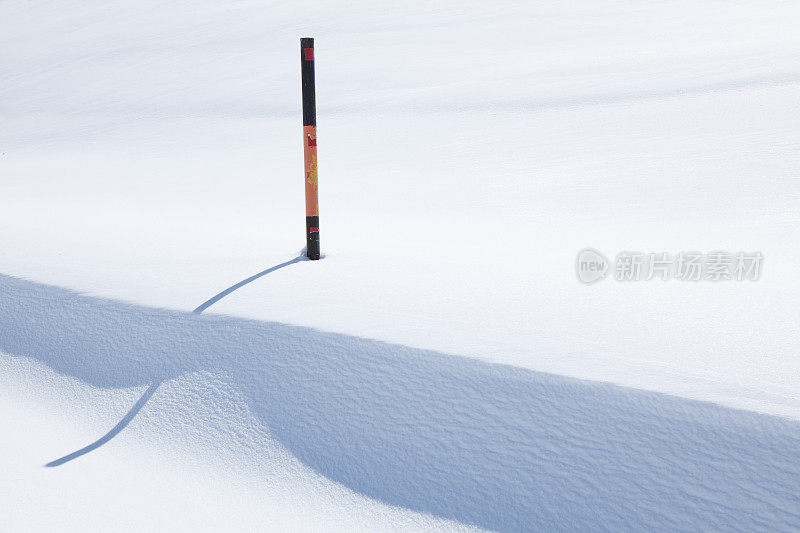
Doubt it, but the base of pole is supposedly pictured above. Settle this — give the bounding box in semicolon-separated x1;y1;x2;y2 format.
306;216;320;260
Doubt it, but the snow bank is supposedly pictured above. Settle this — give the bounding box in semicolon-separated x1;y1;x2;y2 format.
2;273;799;530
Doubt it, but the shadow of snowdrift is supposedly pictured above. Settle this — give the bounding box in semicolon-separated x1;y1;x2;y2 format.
1;273;799;531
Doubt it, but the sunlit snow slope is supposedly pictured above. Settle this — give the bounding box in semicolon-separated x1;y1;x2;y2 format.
2;0;799;531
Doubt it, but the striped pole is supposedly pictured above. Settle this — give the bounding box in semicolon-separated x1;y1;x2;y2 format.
301;37;320;260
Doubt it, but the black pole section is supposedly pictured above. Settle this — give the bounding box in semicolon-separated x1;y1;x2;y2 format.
301;37;320;260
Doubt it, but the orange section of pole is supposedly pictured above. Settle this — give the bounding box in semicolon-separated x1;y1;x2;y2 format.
303;125;318;218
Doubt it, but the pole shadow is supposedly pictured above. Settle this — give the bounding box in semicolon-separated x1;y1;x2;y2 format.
37;255;303;467
193;255;303;314
45;381;161;467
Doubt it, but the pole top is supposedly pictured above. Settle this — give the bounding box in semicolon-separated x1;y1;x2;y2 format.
301;37;314;47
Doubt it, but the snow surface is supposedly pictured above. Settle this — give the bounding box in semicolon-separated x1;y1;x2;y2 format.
2;0;800;530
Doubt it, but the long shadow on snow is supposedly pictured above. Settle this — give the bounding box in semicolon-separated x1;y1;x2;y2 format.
40;255;304;467
1;272;799;531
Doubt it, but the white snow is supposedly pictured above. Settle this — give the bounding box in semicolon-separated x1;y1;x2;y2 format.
1;0;799;530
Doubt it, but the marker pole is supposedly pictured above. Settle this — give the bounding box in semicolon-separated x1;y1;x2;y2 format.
301;37;320;260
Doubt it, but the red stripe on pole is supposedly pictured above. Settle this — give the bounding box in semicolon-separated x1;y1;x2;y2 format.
304;48;314;61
